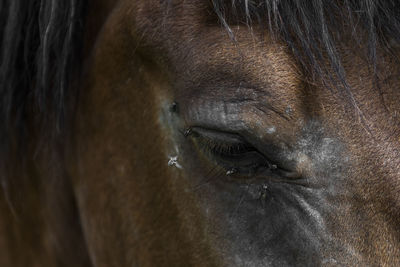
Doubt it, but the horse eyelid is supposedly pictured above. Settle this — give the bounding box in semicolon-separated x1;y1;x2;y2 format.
188;129;280;178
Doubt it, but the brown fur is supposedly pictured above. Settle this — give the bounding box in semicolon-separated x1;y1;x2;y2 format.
1;0;400;266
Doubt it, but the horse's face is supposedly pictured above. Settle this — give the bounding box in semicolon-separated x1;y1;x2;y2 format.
74;0;400;265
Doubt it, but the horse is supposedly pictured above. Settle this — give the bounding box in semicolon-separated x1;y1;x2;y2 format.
1;0;400;266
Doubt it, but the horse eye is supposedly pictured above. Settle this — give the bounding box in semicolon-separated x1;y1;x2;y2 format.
188;127;279;178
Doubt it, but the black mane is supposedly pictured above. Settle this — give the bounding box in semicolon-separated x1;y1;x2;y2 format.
214;0;400;94
0;0;87;164
1;0;400;177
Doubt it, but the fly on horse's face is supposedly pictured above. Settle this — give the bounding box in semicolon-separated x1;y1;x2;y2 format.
70;0;400;266
3;0;400;266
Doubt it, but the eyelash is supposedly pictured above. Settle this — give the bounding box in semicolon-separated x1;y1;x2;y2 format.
197;137;253;157
189;129;277;178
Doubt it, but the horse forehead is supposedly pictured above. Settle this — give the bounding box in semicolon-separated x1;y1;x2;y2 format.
109;0;400;125
111;0;400;130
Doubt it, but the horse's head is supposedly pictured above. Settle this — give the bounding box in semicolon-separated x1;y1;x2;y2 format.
71;1;400;265
1;0;400;266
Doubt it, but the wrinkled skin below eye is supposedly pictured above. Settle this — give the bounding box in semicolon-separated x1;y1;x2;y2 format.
191;130;346;266
161;98;355;265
